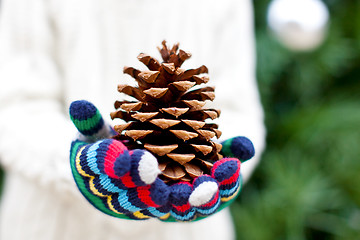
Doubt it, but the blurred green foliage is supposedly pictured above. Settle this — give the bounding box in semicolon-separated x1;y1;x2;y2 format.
232;1;360;239
0;167;3;195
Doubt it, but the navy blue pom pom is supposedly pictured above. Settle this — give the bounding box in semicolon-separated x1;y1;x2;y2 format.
231;136;255;160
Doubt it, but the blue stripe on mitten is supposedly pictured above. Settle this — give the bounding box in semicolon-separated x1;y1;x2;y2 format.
211;158;242;200
189;175;220;216
169;182;196;221
70;100;114;141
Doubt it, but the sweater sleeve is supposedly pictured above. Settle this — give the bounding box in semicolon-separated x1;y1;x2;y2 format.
208;0;266;181
0;0;78;198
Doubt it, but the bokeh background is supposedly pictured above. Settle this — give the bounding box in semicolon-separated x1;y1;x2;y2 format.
231;0;360;239
0;0;359;239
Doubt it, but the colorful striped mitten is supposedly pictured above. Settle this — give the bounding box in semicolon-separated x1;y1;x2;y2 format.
69;100;255;221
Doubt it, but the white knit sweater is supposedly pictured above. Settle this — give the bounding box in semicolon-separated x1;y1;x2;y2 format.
0;0;266;239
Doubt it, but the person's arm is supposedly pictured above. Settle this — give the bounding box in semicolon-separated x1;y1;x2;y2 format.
0;0;77;198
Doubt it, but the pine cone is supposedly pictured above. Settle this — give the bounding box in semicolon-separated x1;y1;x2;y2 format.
111;41;223;184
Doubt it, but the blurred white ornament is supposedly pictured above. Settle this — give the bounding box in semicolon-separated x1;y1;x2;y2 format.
267;0;329;51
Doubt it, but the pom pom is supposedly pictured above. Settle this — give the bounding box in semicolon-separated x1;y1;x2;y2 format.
128;149;160;186
169;182;196;221
221;136;255;161
189;175;218;207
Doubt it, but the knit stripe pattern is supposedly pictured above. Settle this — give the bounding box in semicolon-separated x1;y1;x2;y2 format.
71;141;243;221
69;100;245;221
70;100;104;136
211;158;242;200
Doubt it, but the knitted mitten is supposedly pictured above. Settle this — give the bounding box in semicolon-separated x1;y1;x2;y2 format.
70;101;168;218
69;100;254;221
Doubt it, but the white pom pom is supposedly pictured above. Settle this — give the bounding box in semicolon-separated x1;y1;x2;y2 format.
189;181;218;207
138;151;160;184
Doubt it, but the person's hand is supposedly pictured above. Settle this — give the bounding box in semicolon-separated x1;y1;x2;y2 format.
69;100;254;221
167;136;254;221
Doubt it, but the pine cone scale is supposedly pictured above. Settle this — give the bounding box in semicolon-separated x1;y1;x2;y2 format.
144;143;178;156
137;53;161;71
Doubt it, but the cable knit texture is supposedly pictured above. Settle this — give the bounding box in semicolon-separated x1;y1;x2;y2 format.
0;0;266;239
